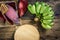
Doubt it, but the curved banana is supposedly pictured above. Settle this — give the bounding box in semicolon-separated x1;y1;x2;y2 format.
28;2;54;29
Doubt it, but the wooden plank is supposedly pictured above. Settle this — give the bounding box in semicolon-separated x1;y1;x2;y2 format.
0;25;16;40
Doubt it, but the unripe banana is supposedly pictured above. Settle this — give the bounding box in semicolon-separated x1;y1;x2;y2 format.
31;5;36;14
28;2;54;29
35;2;41;14
28;4;36;14
28;4;33;13
42;23;51;29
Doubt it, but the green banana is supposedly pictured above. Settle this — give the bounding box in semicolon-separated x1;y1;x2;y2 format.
28;4;33;13
28;4;36;14
43;5;50;13
28;2;54;30
42;23;52;29
43;11;54;16
43;15;54;20
42;20;52;24
49;11;54;15
35;2;41;14
31;5;36;14
49;22;54;26
40;2;46;13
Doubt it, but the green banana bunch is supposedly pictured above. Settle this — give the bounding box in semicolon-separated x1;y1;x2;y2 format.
28;2;54;30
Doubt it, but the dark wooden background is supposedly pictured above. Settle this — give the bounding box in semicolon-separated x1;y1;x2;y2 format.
0;0;60;40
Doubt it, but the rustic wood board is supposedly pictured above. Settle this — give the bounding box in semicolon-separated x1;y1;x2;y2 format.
0;25;16;40
0;0;60;40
